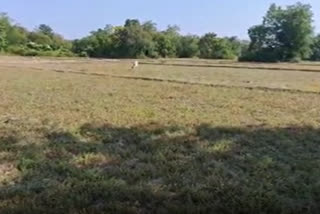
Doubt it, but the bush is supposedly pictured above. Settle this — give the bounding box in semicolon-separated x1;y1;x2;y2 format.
78;51;89;57
23;49;39;56
7;46;27;55
289;57;302;63
239;49;280;62
7;46;43;56
6;46;75;57
56;49;75;57
27;42;52;51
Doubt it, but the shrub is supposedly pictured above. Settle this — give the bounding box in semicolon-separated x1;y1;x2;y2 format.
239;49;280;62
79;51;89;57
7;46;27;55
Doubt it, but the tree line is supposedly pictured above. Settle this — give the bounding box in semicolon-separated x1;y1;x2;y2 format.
0;2;320;62
0;13;73;57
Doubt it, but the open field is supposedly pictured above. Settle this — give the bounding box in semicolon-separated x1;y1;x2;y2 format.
0;56;320;213
1;56;320;93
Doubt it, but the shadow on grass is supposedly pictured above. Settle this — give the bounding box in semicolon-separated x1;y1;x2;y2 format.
0;122;319;213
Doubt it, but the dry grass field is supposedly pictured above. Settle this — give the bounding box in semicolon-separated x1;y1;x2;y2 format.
0;56;320;213
1;56;320;93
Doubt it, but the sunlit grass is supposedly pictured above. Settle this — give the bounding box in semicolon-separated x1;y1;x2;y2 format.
0;57;319;213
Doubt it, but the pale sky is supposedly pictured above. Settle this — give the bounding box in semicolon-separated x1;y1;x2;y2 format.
2;0;320;39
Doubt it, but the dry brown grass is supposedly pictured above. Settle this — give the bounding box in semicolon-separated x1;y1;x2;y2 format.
1;56;320;93
0;56;320;213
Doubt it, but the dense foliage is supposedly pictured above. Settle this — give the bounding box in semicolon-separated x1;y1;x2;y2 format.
0;14;242;59
72;20;241;59
0;13;73;57
310;34;320;61
1;2;320;61
242;3;314;62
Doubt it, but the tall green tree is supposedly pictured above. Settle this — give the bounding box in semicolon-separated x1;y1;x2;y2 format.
177;35;199;58
28;32;52;46
72;25;114;58
38;24;54;37
226;37;242;57
142;21;157;33
154;25;181;58
0;13;10;51
6;26;28;46
310;35;320;61
199;33;237;59
154;33;176;58
244;2;314;62
112;20;155;58
0;23;7;51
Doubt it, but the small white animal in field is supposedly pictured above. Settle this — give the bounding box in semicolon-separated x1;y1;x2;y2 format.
131;61;139;70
